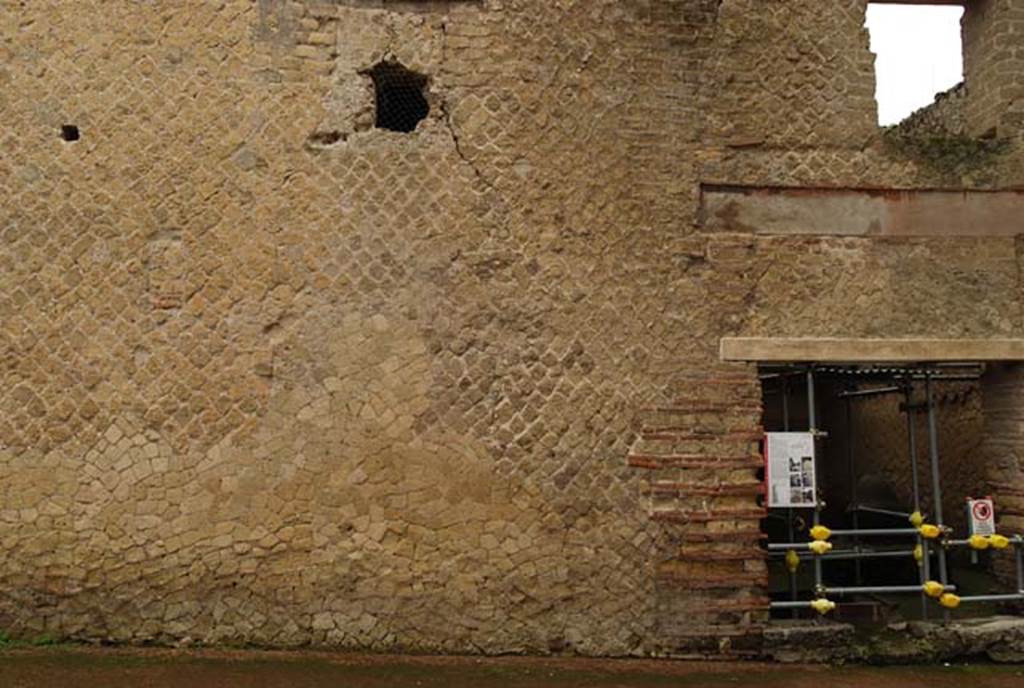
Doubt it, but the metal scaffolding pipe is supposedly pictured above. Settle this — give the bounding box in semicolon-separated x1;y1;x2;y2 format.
807;368;822;596
944;537;1024;548
953;593;1024;604
845;392;862;585
782;376;796;616
1017;543;1024;595
770;601;826;610
905;381;927;621
769;549;916;562
904;386;921;514
847;505;914;520
768;530;920;547
826;528;923;537
837;386;902;399
925;373;950;623
824;584;955;597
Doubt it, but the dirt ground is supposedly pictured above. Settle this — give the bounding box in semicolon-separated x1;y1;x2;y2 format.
1;648;1023;688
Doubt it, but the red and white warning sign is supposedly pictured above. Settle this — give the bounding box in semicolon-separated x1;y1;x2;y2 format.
967;497;996;536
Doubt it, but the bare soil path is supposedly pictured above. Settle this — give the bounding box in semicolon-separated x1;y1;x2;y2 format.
1;647;1023;687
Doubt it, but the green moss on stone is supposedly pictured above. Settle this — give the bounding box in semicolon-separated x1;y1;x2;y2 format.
883;129;1011;174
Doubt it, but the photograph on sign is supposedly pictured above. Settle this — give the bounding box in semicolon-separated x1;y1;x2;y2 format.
765;432;817;509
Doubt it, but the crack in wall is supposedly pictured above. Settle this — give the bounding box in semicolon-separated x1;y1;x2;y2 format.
439;96;492;193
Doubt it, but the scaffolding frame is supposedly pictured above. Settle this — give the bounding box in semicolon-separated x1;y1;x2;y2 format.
763;364;1024;622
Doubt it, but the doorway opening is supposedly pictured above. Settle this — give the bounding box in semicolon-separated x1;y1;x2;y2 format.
759;363;1022;625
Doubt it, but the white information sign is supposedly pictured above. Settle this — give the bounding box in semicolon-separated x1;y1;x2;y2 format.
967;497;996;536
765;432;817;509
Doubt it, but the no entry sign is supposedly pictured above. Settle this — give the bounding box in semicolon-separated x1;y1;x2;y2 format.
967;497;996;536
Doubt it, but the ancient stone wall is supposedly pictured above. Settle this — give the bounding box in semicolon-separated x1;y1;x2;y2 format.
895;83;967;139
963;0;1024;140
980;365;1024;588
842;383;985;535
1;0;1023;657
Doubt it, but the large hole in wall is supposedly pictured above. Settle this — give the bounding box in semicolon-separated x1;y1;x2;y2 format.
758;364;1019;625
866;3;965;125
365;61;430;133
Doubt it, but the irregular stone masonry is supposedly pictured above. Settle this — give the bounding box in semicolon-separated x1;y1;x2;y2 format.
1;0;1023;657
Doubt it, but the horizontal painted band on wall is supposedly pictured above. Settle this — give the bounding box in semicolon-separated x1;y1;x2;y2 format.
700;184;1024;237
720;338;1024;363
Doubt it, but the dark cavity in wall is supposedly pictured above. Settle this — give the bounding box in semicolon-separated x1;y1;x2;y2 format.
365;62;429;133
61;125;80;141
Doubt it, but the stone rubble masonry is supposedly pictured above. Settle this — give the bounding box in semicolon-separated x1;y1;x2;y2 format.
895;83;968;139
981;365;1024;589
1;0;1023;658
963;0;1024;140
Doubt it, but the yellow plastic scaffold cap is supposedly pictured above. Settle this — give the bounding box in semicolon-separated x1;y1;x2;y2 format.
989;534;1011;550
808;540;833;555
918;524;941;540
909;511;924;527
810;598;836;615
940;593;961;609
968;534;990;550
923;580;945;598
809;525;832;541
913;544;924;566
785;549;800;574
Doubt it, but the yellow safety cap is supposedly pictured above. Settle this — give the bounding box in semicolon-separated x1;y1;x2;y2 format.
918;524;941;540
968;534;990;550
785;549;800;574
913;544;923;565
909;511;924;527
810;525;832;541
808;540;833;555
923;580;945;598
939;593;961;609
989;534;1011;550
810;598;836;615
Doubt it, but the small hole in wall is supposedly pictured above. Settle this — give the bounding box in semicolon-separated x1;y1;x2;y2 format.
61;125;80;141
365;62;429;133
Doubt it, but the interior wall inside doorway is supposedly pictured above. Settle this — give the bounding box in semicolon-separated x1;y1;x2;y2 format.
762;374;987;536
837;381;984;534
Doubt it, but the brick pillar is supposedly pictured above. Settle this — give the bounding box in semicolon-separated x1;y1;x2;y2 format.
980;364;1024;587
963;0;1024;139
628;364;768;657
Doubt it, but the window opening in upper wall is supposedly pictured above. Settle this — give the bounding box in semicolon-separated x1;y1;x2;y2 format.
865;3;965;126
365;62;430;134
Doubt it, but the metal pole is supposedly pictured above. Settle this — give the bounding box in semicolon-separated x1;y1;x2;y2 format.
782;377;790;432
837;386;903;399
1016;542;1024;593
769;549;918;562
945;538;1022;547
905;381;926;621
808;368;822;598
815;528;922;538
905;385;921;514
848;505;914;520
782;377;797;615
845;391;863;585
925;372;950;623
770;601;819;610
953;593;1024;604
920;537;930;621
825;584;955;596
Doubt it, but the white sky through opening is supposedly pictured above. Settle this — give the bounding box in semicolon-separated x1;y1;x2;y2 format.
865;4;965;126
